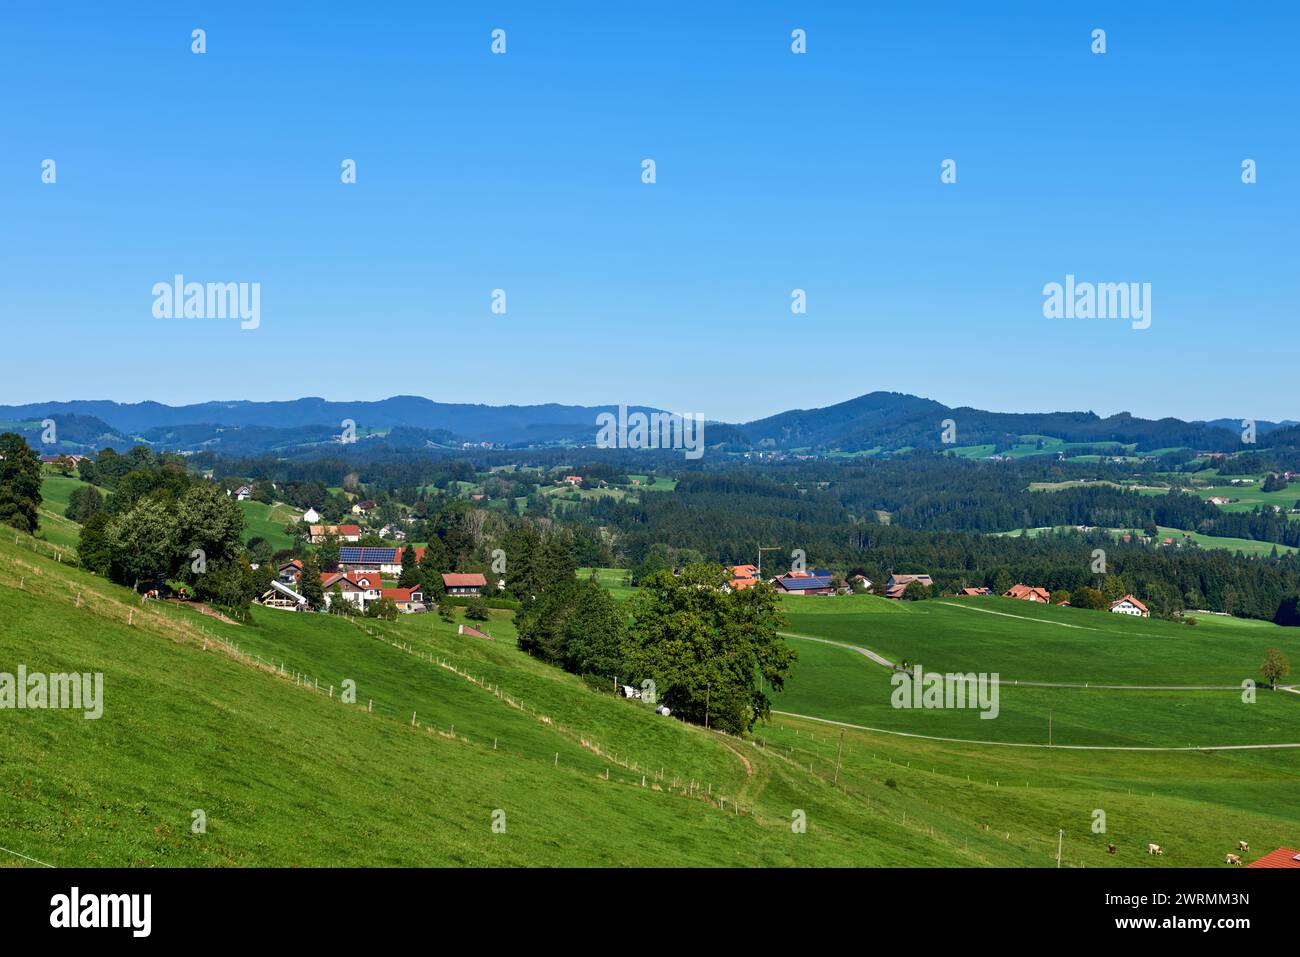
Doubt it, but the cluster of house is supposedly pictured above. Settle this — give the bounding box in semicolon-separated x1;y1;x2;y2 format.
259;544;489;613
990;581;1150;617
727;563;1151;617
296;506;411;542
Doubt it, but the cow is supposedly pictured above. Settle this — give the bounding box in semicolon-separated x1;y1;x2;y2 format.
1226;853;1242;866
1238;841;1250;852
1147;843;1163;856
1107;843;1116;855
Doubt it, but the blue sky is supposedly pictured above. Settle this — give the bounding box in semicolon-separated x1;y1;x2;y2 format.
1;1;1295;423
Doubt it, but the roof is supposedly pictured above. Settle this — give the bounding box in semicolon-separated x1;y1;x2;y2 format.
310;524;362;537
443;573;487;588
731;564;759;578
1005;584;1051;601
338;546;399;565
729;577;758;591
321;572;366;592
393;546;425;565
1247;847;1300;868
381;587;422;602
888;574;933;586
776;574;833;591
1110;594;1149;613
961;587;989;596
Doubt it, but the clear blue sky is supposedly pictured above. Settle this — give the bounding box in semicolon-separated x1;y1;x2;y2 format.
2;1;1295;423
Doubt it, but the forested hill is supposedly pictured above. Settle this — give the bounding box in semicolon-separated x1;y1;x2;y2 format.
4;391;1291;456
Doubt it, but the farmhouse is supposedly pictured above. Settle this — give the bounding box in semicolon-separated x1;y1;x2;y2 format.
352;499;378;515
302;507;322;523
443;573;486;597
307;524;362;544
728;564;760;590
774;570;834;595
278;559;304;583
232;484;254;501
385;546;424;577
961;587;993;596
381;587;425;612
1109;594;1149;617
334;546;422;578
849;573;873;590
563;475;583;485
884;573;933;599
1208;496;1233;505
321;572;380;612
1004;584;1051;603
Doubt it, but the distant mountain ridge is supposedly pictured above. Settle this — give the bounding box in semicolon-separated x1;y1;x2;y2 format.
1;392;1292;457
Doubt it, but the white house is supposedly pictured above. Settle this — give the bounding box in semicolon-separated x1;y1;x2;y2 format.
321;573;380;612
302;507;322;524
1109;594;1150;618
233;484;254;501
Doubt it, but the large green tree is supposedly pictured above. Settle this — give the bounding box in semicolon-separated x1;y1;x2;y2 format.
624;564;794;734
0;433;42;534
107;497;175;590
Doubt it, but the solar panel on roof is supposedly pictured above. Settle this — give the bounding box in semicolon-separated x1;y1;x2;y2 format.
783;575;832;589
338;547;398;563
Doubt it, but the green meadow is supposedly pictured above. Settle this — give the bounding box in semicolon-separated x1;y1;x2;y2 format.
4;517;1299;868
237;500;301;550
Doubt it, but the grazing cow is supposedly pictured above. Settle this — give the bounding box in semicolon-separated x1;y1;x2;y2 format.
1147;843;1163;856
1226;853;1242;866
1107;843;1116;855
1238;841;1249;852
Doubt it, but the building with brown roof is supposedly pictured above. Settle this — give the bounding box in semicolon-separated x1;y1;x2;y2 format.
1108;594;1150;617
1003;584;1051;603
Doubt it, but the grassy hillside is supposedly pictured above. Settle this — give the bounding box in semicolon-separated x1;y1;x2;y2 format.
35;474;107;552
1;529;996;868
5;526;1298;868
237;500;301;550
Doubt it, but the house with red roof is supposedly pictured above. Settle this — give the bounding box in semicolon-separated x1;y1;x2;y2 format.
320;572;379;611
381;586;425;612
884;574;933;599
380;546;425;577
307;524;362;544
443;572;487;596
1109;594;1149;617
1004;584;1051;603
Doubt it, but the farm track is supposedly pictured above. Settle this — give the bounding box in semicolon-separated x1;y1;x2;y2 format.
772;710;1300;752
781;632;1271;691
